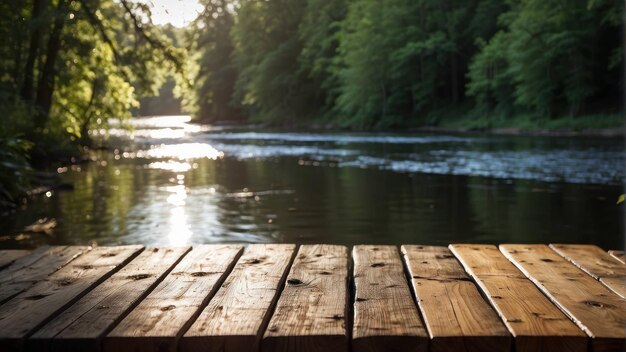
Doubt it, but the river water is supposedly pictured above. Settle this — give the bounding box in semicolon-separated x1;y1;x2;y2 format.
1;116;624;249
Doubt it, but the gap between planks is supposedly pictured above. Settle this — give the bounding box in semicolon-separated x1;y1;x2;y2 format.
549;244;626;299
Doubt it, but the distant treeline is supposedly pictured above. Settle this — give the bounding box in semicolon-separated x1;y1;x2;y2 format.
190;0;623;128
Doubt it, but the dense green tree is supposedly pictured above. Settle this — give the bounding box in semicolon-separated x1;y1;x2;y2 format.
298;0;347;120
224;0;619;127
0;0;186;142
1;0;622;134
230;0;321;124
468;0;622;118
187;0;241;122
0;0;186;208
333;0;506;128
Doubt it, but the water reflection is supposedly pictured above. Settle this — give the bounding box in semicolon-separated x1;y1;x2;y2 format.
149;161;193;172
142;143;224;160
0;116;622;249
165;185;191;246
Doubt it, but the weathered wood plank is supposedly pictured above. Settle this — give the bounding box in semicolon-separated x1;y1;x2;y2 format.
402;245;510;352
29;247;190;352
104;244;243;352
0;246;88;305
598;277;626;301
179;244;295;352
550;244;626;299
0;250;31;270
549;244;626;278
450;244;587;352
608;250;625;264
501;244;626;351
0;245;143;352
352;245;427;352
262;244;349;352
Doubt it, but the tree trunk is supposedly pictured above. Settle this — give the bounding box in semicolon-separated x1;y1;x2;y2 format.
21;0;45;101
12;0;26;87
450;54;459;104
34;0;67;127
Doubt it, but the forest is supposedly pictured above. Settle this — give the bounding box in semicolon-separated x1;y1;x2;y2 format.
0;0;623;207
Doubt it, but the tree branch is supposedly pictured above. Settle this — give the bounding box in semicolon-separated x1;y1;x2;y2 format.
77;0;132;83
118;0;185;74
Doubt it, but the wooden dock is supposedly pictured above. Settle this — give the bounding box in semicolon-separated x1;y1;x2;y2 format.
0;244;623;352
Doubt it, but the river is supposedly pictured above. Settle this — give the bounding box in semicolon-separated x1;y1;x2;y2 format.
1;116;623;249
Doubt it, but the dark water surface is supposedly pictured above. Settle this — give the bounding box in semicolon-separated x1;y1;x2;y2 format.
1;116;624;249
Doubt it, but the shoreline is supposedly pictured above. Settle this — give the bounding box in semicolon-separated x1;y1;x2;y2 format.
196;120;625;138
409;126;625;138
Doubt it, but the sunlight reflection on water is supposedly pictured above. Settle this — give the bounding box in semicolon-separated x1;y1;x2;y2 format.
165;184;190;245
143;143;224;160
148;161;193;172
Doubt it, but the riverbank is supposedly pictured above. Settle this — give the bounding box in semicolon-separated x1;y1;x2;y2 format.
201;113;625;138
420;113;624;137
412;126;625;138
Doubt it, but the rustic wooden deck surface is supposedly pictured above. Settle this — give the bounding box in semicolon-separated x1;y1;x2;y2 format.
0;244;624;352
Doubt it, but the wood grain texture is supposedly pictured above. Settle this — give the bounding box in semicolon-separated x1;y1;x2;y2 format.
598;277;626;300
501;244;626;351
608;250;624;264
352;245;427;352
0;245;142;352
550;244;626;298
402;245;510;352
262;245;348;352
450;244;587;352
0;250;31;270
0;246;88;304
180;244;296;352
104;244;243;352
29;247;190;352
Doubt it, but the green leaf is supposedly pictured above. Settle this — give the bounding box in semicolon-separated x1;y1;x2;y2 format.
617;194;625;205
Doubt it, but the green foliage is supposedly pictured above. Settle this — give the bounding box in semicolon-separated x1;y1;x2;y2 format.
330;0;508;129
228;0;323;124
466;32;514;115
187;0;241;122
298;0;346;119
468;0;623;118
0;138;33;209
0;0;188;209
199;0;620;128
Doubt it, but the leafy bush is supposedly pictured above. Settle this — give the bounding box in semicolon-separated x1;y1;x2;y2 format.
0;138;33;210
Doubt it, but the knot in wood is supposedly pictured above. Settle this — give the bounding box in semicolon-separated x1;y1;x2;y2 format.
287;278;303;285
57;278;73;286
25;294;49;300
191;271;209;277
583;300;606;308
128;274;151;280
